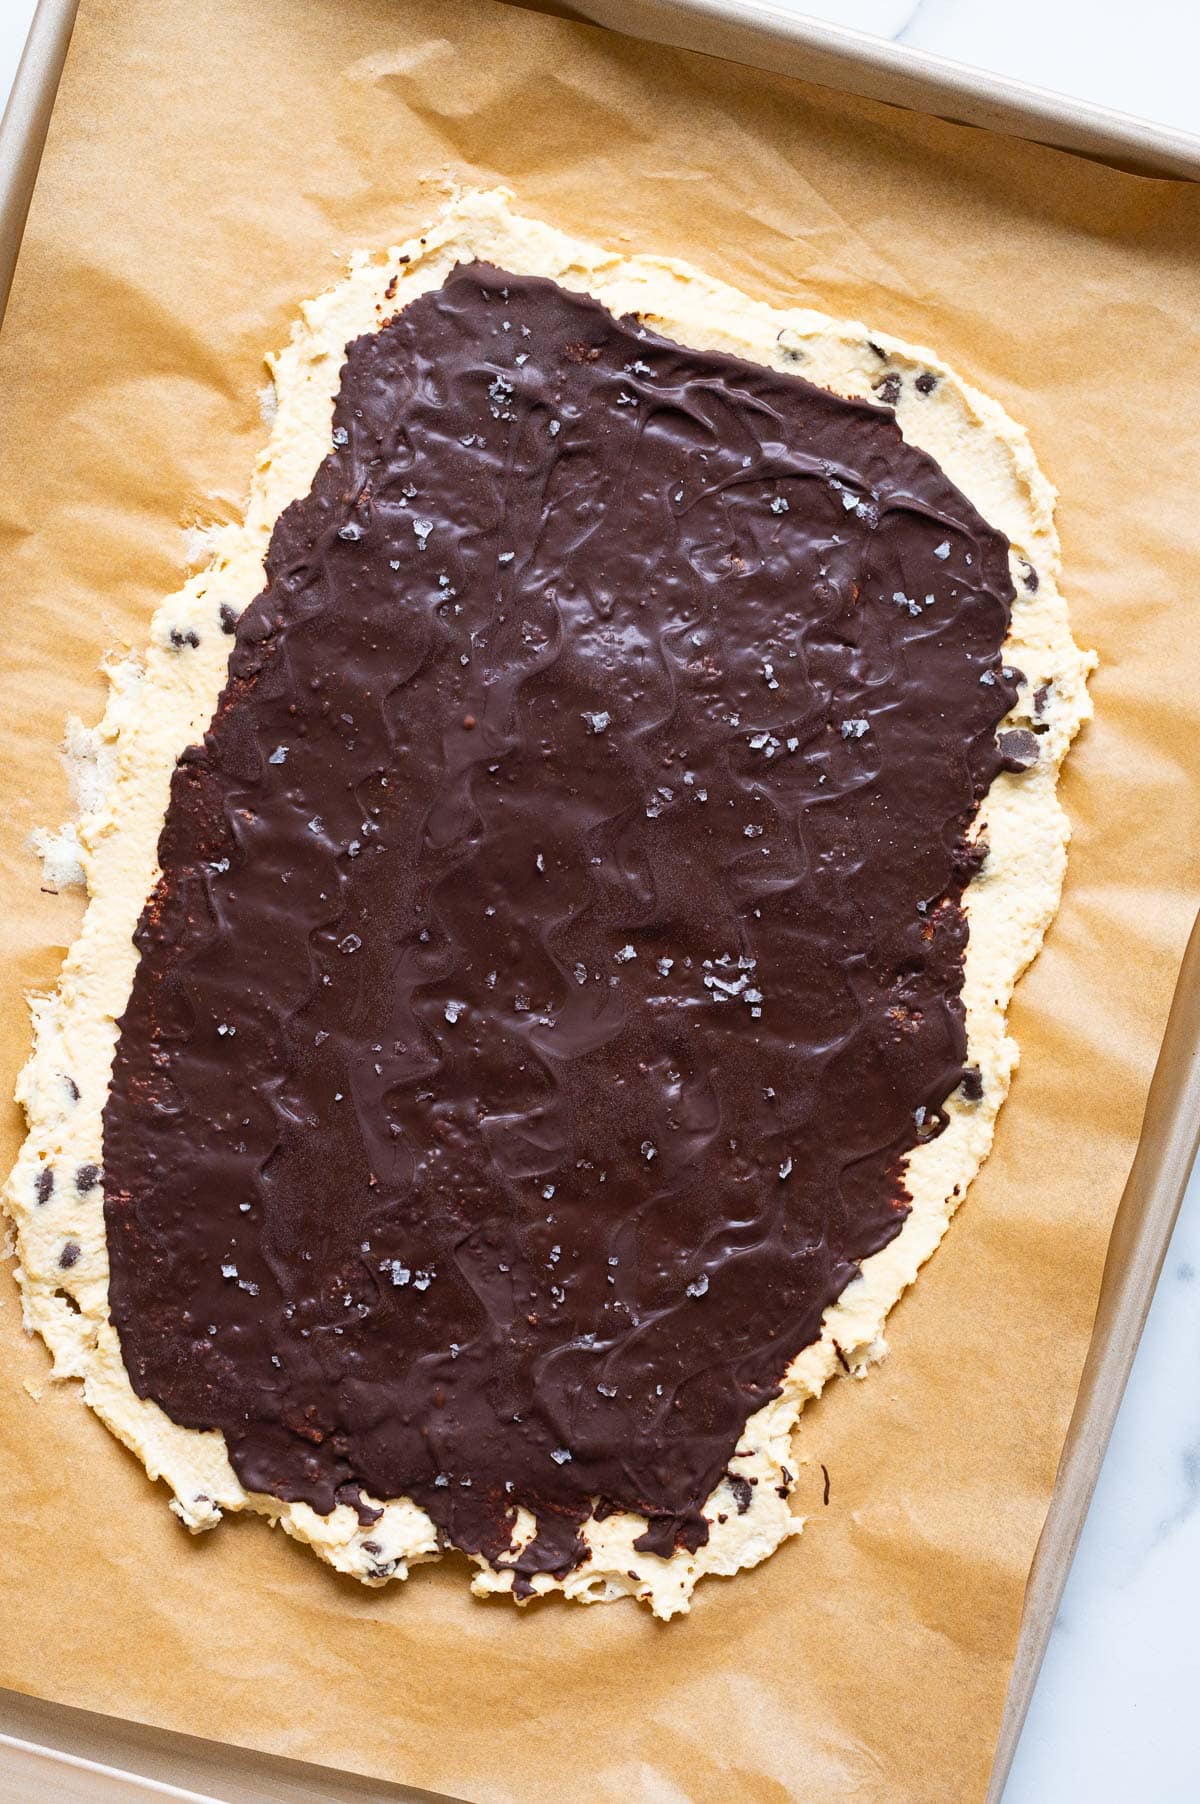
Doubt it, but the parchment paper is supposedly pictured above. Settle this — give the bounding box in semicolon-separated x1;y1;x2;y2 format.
1;1;1199;1799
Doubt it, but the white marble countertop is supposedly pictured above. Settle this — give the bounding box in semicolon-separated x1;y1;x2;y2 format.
1;3;1198;1800
792;0;1199;136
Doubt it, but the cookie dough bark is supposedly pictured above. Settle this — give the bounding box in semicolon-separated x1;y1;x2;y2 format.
5;191;1092;1618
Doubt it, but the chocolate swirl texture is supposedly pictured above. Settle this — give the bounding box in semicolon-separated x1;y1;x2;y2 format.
102;265;1018;1583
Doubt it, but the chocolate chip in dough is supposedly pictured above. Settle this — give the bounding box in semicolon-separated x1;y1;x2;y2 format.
727;1475;754;1514
998;727;1040;771
960;1066;984;1102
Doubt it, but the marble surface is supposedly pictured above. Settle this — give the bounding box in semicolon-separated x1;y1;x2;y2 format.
0;3;36;117
793;0;1199;135
2;3;1199;1801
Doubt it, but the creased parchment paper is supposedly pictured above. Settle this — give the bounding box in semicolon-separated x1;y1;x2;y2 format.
0;1;1198;1799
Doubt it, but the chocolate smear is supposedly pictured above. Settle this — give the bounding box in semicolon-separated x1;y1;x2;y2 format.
103;265;1017;1583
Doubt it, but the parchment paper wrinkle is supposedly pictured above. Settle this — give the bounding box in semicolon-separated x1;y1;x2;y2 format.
0;1;1198;1800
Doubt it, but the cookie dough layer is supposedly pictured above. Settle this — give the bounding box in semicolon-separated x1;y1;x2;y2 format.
4;189;1093;1618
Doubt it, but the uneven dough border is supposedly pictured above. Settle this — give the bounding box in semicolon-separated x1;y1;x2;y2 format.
3;189;1093;1619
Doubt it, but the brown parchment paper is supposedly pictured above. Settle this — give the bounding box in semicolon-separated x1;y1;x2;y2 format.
1;1;1199;1799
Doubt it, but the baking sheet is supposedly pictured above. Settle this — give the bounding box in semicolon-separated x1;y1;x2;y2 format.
564;0;1200;180
2;0;1200;1800
0;0;81;335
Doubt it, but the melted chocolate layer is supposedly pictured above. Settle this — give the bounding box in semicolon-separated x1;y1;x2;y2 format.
104;265;1017;1581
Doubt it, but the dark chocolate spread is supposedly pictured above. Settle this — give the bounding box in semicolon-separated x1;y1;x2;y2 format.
103;265;1017;1583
